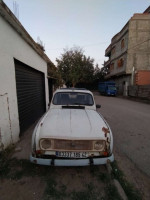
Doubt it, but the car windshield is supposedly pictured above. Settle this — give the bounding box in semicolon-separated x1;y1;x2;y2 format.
108;86;116;90
53;92;94;106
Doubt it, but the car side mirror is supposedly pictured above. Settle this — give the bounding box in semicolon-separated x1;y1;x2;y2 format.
96;104;101;108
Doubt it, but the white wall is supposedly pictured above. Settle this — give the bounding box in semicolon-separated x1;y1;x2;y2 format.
0;15;49;149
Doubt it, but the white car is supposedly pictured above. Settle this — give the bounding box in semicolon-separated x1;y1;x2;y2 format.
30;88;114;166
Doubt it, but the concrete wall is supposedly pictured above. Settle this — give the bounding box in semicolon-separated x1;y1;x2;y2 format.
110;75;131;95
106;24;129;78
109;53;127;77
111;24;129;60
128;85;150;100
0;15;49;149
127;14;150;74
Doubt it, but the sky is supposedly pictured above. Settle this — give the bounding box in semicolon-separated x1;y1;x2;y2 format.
3;0;150;67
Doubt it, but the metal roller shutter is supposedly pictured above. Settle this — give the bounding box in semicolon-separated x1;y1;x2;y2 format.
15;60;46;134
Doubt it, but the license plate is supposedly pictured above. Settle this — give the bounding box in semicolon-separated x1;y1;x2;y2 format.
56;151;87;158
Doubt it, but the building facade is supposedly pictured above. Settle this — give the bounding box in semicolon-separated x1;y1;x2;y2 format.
104;6;150;95
0;1;52;149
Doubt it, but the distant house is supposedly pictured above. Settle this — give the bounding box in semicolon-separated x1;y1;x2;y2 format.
0;1;53;149
103;6;150;95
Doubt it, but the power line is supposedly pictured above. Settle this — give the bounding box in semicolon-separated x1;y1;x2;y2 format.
127;38;150;50
46;41;109;51
46;38;150;52
81;41;109;48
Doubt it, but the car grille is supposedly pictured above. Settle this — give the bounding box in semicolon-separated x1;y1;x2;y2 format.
53;139;93;151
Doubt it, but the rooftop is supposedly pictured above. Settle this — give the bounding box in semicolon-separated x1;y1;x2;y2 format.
143;6;150;13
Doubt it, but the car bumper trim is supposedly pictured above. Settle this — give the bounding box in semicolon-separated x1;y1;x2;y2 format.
30;154;114;166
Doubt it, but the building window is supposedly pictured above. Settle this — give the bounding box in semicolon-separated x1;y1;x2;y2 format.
110;63;114;71
117;58;124;67
111;46;116;55
121;39;125;49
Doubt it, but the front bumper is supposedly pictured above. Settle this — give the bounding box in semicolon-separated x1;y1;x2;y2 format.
30;154;114;166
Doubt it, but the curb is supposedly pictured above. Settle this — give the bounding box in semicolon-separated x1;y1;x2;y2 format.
106;161;128;200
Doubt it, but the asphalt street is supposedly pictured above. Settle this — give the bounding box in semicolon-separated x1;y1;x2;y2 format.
95;94;150;177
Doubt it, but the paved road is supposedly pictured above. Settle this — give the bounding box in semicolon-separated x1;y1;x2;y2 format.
95;94;150;177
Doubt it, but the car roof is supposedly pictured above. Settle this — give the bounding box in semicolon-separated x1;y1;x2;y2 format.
54;88;93;95
60;88;87;90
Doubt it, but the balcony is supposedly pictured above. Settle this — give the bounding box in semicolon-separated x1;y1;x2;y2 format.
105;44;111;57
104;60;110;67
105;67;126;79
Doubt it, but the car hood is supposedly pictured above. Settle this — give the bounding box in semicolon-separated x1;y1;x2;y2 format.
39;109;108;140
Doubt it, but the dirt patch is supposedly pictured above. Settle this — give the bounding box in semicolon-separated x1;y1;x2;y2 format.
44;165;107;200
0;156;110;200
54;166;106;193
0;177;45;200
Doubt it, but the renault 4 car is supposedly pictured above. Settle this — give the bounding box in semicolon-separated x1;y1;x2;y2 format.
30;88;114;166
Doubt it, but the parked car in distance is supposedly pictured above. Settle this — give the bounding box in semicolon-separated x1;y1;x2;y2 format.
30;88;114;166
98;81;117;96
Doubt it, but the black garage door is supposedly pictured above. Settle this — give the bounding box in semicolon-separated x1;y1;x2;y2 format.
15;59;46;134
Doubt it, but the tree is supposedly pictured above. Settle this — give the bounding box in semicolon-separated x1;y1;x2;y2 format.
93;64;105;81
56;47;94;87
47;62;63;89
87;64;105;89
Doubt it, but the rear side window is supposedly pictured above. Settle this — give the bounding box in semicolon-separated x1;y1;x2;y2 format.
53;92;94;106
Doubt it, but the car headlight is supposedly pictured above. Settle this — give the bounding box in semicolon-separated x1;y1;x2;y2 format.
93;141;105;151
40;139;51;150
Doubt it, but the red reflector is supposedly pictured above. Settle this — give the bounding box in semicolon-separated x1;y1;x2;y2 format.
36;150;42;154
103;152;108;156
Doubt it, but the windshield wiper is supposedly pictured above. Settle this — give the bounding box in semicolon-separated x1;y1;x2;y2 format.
73;103;92;106
62;105;85;109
